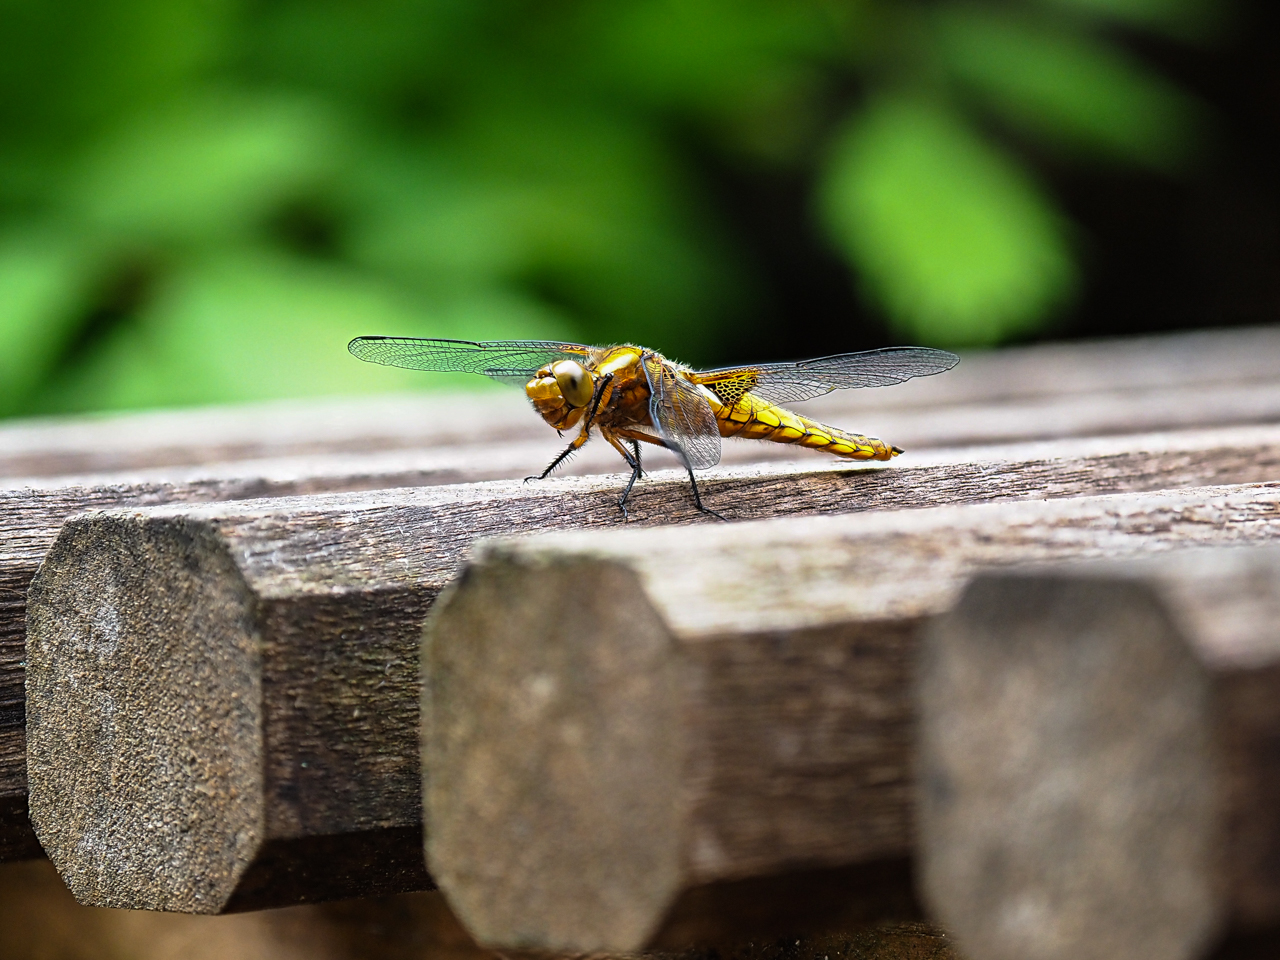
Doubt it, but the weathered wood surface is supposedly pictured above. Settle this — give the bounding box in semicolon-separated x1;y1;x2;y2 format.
1;423;910;860
0;859;958;960
0;434;616;864
831;325;1280;411
0;391;530;479
4;325;1279;479
854;378;1280;450
8;424;1279;866
19;425;1280;907
918;548;1280;960
9;375;1280;482
421;484;1280;953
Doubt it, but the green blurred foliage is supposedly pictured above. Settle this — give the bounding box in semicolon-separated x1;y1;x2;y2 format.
936;6;1198;171
1030;0;1219;40
821;96;1076;344
0;0;1216;417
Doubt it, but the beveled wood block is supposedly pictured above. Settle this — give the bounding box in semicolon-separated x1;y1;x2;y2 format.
421;482;1280;953
23;428;1280;905
918;548;1280;960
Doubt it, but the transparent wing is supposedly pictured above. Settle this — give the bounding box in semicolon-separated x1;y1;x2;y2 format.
643;355;721;470
348;336;592;384
693;346;959;406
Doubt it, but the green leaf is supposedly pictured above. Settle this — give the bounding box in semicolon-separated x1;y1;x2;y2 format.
1027;0;1221;41
587;0;828;106
0;230;97;411
583;0;835;162
349;107;743;361
819;96;1076;346
246;0;483;103
0;0;235;148
937;7;1199;171
32;252;577;414
69;91;345;243
346;147;535;290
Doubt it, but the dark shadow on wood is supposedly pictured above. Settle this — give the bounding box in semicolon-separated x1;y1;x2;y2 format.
1208;925;1280;960
0;795;41;862
650;858;921;949
224;826;433;912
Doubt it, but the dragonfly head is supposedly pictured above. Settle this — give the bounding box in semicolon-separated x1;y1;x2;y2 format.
551;359;594;407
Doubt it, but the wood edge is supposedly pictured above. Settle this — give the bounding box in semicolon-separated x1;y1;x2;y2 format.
423;554;685;953
916;573;1226;960
25;514;265;912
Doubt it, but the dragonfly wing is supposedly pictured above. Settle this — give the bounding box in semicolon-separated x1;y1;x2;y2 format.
643;356;722;470
694;345;959;405
348;337;592;384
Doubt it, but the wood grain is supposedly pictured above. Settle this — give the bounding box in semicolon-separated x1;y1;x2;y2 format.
19;427;1280;904
422;483;1280;953
5;325;1279;479
917;548;1280;960
0;391;532;479
21;409;1273;867
0;433;632;864
4;421;933;860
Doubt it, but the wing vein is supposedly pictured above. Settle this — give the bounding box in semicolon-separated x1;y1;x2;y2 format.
696;345;959;404
347;336;591;384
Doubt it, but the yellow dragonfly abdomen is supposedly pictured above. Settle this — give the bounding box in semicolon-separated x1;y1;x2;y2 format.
707;390;899;461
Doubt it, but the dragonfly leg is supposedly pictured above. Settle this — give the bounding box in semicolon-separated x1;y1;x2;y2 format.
602;429;644;520
582;372;615;430
617;457;643;521
684;465;726;521
613;427;726;520
608;429;723;521
526;431;590;482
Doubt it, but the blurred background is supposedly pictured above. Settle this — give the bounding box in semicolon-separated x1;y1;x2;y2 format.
0;0;1275;419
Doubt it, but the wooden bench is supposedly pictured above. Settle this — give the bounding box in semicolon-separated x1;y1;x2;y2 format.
5;325;1280;959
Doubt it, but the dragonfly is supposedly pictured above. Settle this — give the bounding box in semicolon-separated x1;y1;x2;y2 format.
348;337;959;519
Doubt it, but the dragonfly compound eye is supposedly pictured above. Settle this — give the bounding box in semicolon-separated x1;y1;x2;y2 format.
551;360;594;407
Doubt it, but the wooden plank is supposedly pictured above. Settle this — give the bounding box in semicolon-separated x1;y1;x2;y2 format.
6;422;922;859
0;391;532;479
846;379;1280;451
0;435;609;864
917;548;1280;960
420;484;1280;954
9;376;1280;482
821;325;1280;411
12;373;1280;491
5;325;1280;479
6;423;1277;865
17;442;1280;916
